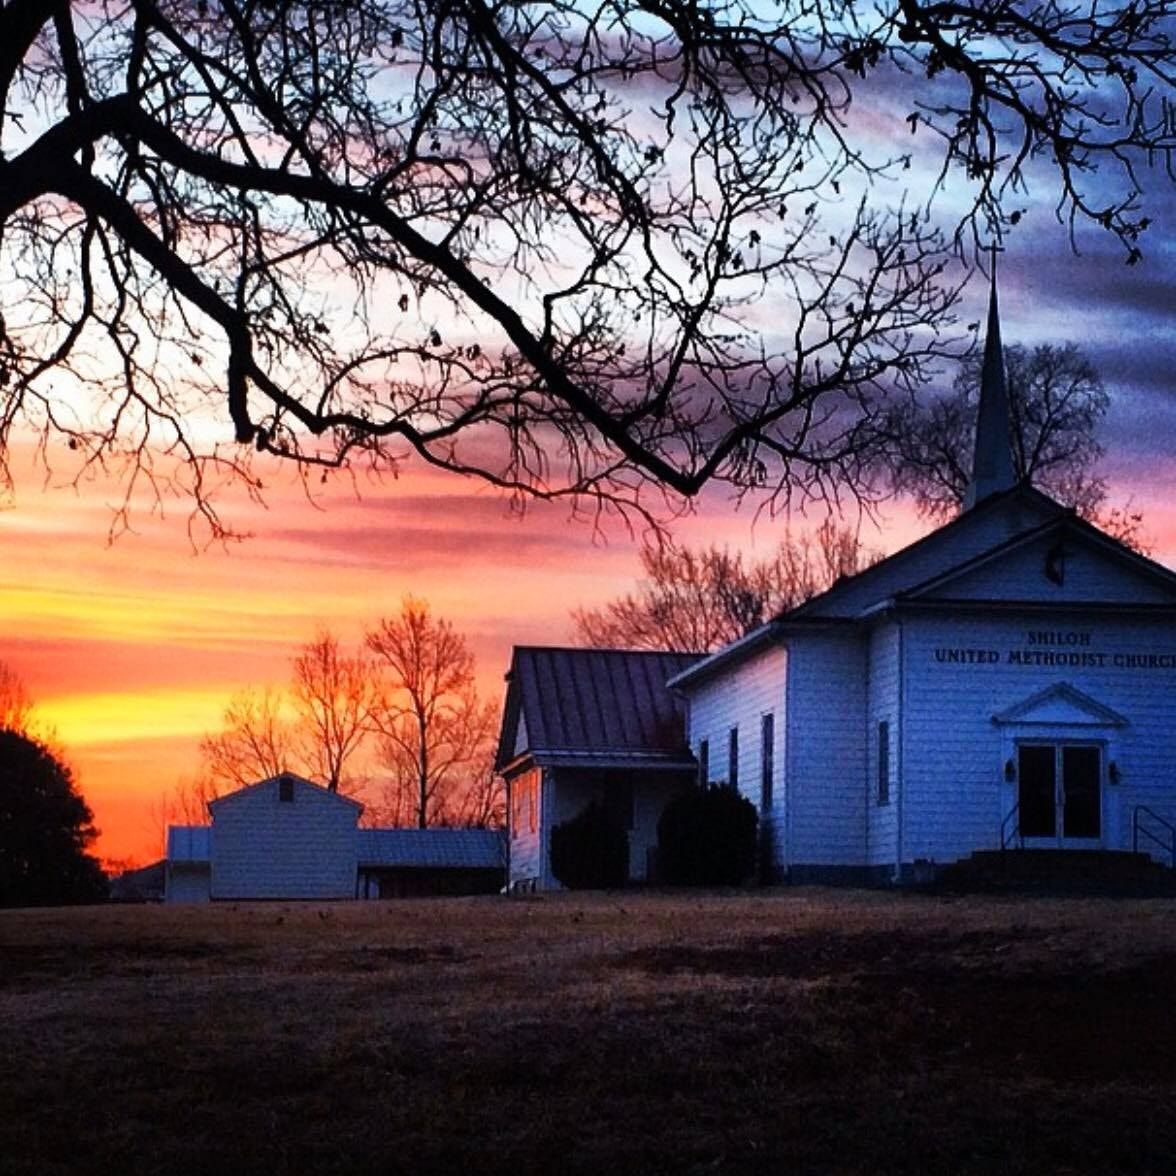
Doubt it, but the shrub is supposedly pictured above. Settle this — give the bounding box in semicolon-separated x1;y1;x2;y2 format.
550;801;629;890
657;784;758;886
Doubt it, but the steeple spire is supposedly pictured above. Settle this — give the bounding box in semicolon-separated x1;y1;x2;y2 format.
963;260;1017;509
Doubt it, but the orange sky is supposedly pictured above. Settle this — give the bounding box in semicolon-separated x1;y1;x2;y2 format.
4;443;1176;868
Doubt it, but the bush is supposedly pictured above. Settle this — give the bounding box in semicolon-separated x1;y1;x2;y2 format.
550;801;630;890
657;784;758;886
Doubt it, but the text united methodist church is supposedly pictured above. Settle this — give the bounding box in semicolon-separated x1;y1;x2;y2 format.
498;281;1176;889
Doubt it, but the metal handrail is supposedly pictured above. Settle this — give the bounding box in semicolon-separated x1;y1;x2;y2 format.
1000;802;1022;852
1133;805;1176;868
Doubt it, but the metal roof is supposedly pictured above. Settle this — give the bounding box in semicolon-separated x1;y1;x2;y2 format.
781;485;1066;621
497;646;702;771
167;825;211;863
356;828;506;870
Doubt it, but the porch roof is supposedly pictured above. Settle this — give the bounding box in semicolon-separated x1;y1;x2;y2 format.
497;646;702;773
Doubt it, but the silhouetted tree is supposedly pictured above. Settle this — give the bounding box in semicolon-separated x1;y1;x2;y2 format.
2;2;1168;534
0;661;34;737
573;521;877;653
0;729;106;907
366;599;500;828
886;342;1150;551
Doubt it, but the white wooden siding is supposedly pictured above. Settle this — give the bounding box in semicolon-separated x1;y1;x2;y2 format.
784;633;868;867
901;612;1176;864
209;778;359;900
921;533;1176;605
686;645;788;868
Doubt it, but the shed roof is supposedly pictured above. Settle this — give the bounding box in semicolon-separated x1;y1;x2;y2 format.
356;828;506;870
496;646;702;772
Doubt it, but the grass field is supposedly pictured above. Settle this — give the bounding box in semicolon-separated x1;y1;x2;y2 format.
2;890;1176;1175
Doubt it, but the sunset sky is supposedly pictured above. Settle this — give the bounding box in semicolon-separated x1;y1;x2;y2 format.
3;15;1175;869
6;238;1176;868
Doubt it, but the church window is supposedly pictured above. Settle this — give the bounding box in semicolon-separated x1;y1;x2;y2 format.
761;714;775;811
728;726;739;789
877;721;890;806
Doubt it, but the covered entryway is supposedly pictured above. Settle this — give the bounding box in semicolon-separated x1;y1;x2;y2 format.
1018;743;1102;846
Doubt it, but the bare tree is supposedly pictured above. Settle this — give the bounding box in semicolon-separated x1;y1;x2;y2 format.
573;521;877;653
0;661;34;736
198;686;297;793
366;599;499;828
2;3;1170;534
885;342;1151;551
197;635;375;795
291;630;378;792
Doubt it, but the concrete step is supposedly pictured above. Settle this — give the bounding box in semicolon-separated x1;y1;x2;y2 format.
934;849;1176;896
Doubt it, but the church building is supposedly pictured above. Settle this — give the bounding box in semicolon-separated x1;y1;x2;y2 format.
670;280;1176;883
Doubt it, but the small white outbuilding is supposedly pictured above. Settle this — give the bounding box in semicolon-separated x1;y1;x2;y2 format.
163;773;507;902
164;774;360;902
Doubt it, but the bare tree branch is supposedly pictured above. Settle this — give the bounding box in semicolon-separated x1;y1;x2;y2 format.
0;1;1169;533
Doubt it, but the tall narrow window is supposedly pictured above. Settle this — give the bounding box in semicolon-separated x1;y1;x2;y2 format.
510;778;524;839
698;739;710;788
877;720;890;805
761;714;775;811
511;773;539;837
728;726;739;790
278;775;294;803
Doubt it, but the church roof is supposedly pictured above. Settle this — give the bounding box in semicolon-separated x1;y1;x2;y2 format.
783;483;1065;620
496;646;702;773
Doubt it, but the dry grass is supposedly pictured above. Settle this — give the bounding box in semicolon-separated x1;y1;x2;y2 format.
2;890;1176;1175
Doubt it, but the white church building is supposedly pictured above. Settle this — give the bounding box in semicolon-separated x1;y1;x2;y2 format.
671;283;1176;883
502;281;1176;888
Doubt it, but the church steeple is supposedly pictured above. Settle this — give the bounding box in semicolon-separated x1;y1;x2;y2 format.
963;265;1017;510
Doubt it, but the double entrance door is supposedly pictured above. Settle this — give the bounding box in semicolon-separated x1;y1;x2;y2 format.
1018;743;1102;845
